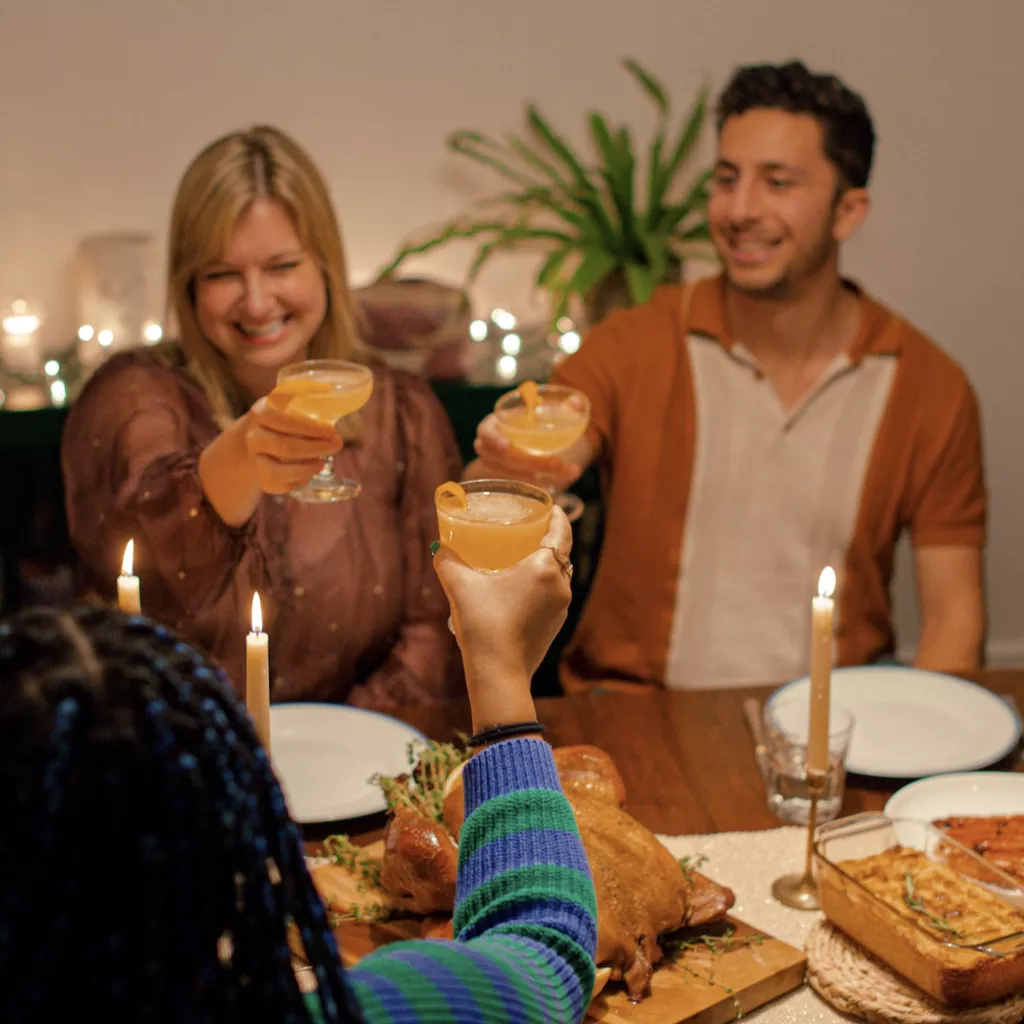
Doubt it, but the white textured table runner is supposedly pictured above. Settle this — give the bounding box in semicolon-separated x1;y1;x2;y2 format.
657;827;848;1023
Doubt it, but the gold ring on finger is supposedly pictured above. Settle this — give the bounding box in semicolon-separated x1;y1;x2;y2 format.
542;544;573;581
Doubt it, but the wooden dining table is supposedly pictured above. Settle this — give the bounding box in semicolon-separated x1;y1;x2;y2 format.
304;668;1024;845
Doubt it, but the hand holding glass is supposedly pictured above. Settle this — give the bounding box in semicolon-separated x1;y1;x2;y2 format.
268;359;373;503
493;383;590;522
435;479;554;635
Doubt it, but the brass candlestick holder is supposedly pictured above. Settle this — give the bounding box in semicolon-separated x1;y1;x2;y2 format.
772;767;828;910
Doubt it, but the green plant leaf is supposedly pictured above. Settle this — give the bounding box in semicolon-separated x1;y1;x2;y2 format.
448;132;535;187
552;288;572;323
624;262;657;305
588;113;620;175
376;219;576;279
506;134;569;186
661;86;709;187
622;59;670;115
526;105;590;181
480;186;604;242
501;137;620;243
589;115;633;224
526;106;620;250
376;221;500;277
656;168;713;234
535;246;573;288
466;237;519;284
636;227;669;285
467;227;590;286
649;85;709;220
567;248;617;296
645;129;666;231
378;65;718;305
617;127;639;252
453;130;568;191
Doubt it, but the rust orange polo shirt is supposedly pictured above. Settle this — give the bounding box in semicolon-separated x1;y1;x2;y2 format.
552;274;986;691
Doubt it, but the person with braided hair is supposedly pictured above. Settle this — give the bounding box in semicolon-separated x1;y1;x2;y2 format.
62;124;461;709
0;506;597;1023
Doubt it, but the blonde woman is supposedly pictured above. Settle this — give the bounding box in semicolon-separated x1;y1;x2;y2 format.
62;126;461;706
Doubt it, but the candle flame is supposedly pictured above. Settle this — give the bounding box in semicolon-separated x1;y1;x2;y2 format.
818;566;837;599
251;592;263;634
121;539;134;576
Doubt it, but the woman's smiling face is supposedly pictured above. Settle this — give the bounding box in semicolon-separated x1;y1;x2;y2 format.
193;196;328;397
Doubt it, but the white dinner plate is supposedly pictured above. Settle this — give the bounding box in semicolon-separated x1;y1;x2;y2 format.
885;772;1024;821
270;703;424;823
768;666;1020;779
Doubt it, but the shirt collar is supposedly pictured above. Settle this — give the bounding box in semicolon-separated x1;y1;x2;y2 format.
684;272;905;362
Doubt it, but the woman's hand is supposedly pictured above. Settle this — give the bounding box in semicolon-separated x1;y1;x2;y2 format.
243;398;342;495
198;400;342;526
433;508;573;730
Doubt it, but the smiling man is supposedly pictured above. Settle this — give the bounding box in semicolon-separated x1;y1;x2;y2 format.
470;61;987;691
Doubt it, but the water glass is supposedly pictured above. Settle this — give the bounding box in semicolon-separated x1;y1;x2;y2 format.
763;699;855;825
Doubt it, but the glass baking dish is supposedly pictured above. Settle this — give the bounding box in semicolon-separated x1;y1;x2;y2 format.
814;811;1024;1007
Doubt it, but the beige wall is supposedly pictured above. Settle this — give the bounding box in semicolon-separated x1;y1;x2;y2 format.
2;0;1021;662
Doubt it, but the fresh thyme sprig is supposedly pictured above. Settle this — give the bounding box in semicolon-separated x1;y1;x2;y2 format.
371;737;469;824
663;924;765;959
661;924;765;1020
324;896;393;927
679;854;709;885
322;835;382;887
903;872;964;940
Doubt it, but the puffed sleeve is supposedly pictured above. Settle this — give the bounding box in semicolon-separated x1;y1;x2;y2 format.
61;354;270;660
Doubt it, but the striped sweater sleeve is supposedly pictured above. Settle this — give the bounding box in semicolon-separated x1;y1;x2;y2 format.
339;737;598;1023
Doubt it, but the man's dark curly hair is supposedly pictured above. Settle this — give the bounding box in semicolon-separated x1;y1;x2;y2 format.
716;60;875;189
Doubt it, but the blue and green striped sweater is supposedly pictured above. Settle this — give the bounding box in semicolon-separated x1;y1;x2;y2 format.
307;737;598;1022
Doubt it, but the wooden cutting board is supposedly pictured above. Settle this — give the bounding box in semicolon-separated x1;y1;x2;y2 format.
307;860;806;1024
585;917;805;1023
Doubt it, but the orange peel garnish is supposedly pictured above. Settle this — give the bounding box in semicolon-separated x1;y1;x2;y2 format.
266;378;332;412
517;380;540;423
434;481;467;508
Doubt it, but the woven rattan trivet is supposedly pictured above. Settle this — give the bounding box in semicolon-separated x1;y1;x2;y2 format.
805;919;1024;1024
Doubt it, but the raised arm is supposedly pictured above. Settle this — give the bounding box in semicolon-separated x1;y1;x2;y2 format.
339;510;597;1022
344;738;597;1023
463;308;635;487
62;357;291;623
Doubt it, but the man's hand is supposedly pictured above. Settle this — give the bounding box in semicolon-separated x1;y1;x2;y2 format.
465;412;596;488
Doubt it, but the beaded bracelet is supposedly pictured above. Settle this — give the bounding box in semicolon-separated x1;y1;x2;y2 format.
467;720;547;747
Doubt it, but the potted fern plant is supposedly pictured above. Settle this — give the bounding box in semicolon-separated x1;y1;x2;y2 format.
376;59;715;327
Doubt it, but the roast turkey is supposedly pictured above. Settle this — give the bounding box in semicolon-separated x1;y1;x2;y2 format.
377;743;734;1000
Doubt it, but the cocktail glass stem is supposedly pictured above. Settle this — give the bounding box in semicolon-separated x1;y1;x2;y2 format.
551;490;584;523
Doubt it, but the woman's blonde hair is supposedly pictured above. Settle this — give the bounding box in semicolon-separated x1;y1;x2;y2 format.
166;125;362;424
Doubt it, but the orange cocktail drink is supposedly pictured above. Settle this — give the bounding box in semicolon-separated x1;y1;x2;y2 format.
494;383;590;456
270;359;374;503
435;479;552;572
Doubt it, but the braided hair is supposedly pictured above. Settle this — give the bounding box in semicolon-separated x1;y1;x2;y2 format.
0;605;361;1023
